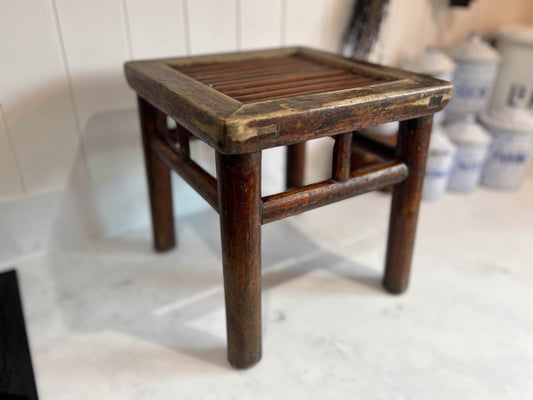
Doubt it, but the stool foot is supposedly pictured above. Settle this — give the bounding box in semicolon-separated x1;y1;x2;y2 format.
138;97;176;252
383;116;432;294
216;151;262;369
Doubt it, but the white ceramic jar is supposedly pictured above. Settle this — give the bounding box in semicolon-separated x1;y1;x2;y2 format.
480;106;533;189
422;126;457;200
445;115;492;192
490;26;533;110
446;34;500;121
402;46;456;125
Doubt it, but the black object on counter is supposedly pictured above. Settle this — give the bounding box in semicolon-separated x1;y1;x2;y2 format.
0;269;39;400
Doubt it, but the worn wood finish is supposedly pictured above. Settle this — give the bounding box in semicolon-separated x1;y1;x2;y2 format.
127;62;241;152
125;47;453;155
286;142;306;189
224;79;448;154
263;161;408;224
332;133;353;181
176;124;191;157
383;116;433;294
127;48;452;369
217;151;262;369
138;97;175;252
151;135;218;212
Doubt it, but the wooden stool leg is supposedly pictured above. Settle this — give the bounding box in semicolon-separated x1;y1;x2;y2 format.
138;97;176;252
383;116;433;294
286;142;306;189
216;151;262;369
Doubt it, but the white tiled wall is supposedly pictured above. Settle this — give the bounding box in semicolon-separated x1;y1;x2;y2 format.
0;0;85;194
1;0;532;261
125;0;188;59
0;106;24;199
285;0;328;47
240;0;283;50
188;0;238;54
0;0;352;202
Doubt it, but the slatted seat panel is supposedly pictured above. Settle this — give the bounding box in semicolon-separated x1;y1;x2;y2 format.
177;55;386;103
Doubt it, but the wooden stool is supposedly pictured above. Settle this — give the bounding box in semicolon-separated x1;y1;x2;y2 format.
124;47;453;369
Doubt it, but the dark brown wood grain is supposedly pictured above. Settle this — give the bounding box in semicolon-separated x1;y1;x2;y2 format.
224;79;449;154
286;142;306;189
125;47;453;155
176;124;191;157
179;55;383;103
128;47;452;369
216;151;262;369
138;97;175;252
151;135;218;212
223;74;375;96
383;116;433;294
179;56;309;77
332;133;352;181
262;161;408;224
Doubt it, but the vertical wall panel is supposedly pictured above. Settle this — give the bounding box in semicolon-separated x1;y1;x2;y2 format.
187;0;237;54
54;0;139;181
0;0;84;194
54;0;134;128
284;0;333;185
285;0;327;48
0;106;24;199
240;0;283;50
126;0;188;59
322;0;354;53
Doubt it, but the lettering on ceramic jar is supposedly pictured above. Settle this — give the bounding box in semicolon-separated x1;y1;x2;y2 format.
492;151;527;164
425;169;448;178
507;83;531;108
455;84;487;99
457;160;484;171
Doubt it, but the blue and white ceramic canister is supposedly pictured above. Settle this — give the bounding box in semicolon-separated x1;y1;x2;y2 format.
446;34;500;121
445;114;492;192
490;26;533;110
480;106;533;189
422;126;457;200
402;46;456;125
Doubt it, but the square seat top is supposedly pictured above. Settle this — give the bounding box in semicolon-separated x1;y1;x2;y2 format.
125;47;453;154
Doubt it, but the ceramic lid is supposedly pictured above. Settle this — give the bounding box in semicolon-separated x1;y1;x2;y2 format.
449;33;500;63
480;106;533;134
429;125;456;155
402;46;456;76
498;26;533;47
444;114;492;145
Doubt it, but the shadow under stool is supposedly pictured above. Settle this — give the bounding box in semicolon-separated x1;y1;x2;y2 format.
124;47;453;369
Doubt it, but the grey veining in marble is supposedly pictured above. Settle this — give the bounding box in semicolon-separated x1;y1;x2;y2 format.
3;179;533;399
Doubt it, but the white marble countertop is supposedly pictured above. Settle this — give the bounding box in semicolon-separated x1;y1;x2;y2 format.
4;177;533;399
